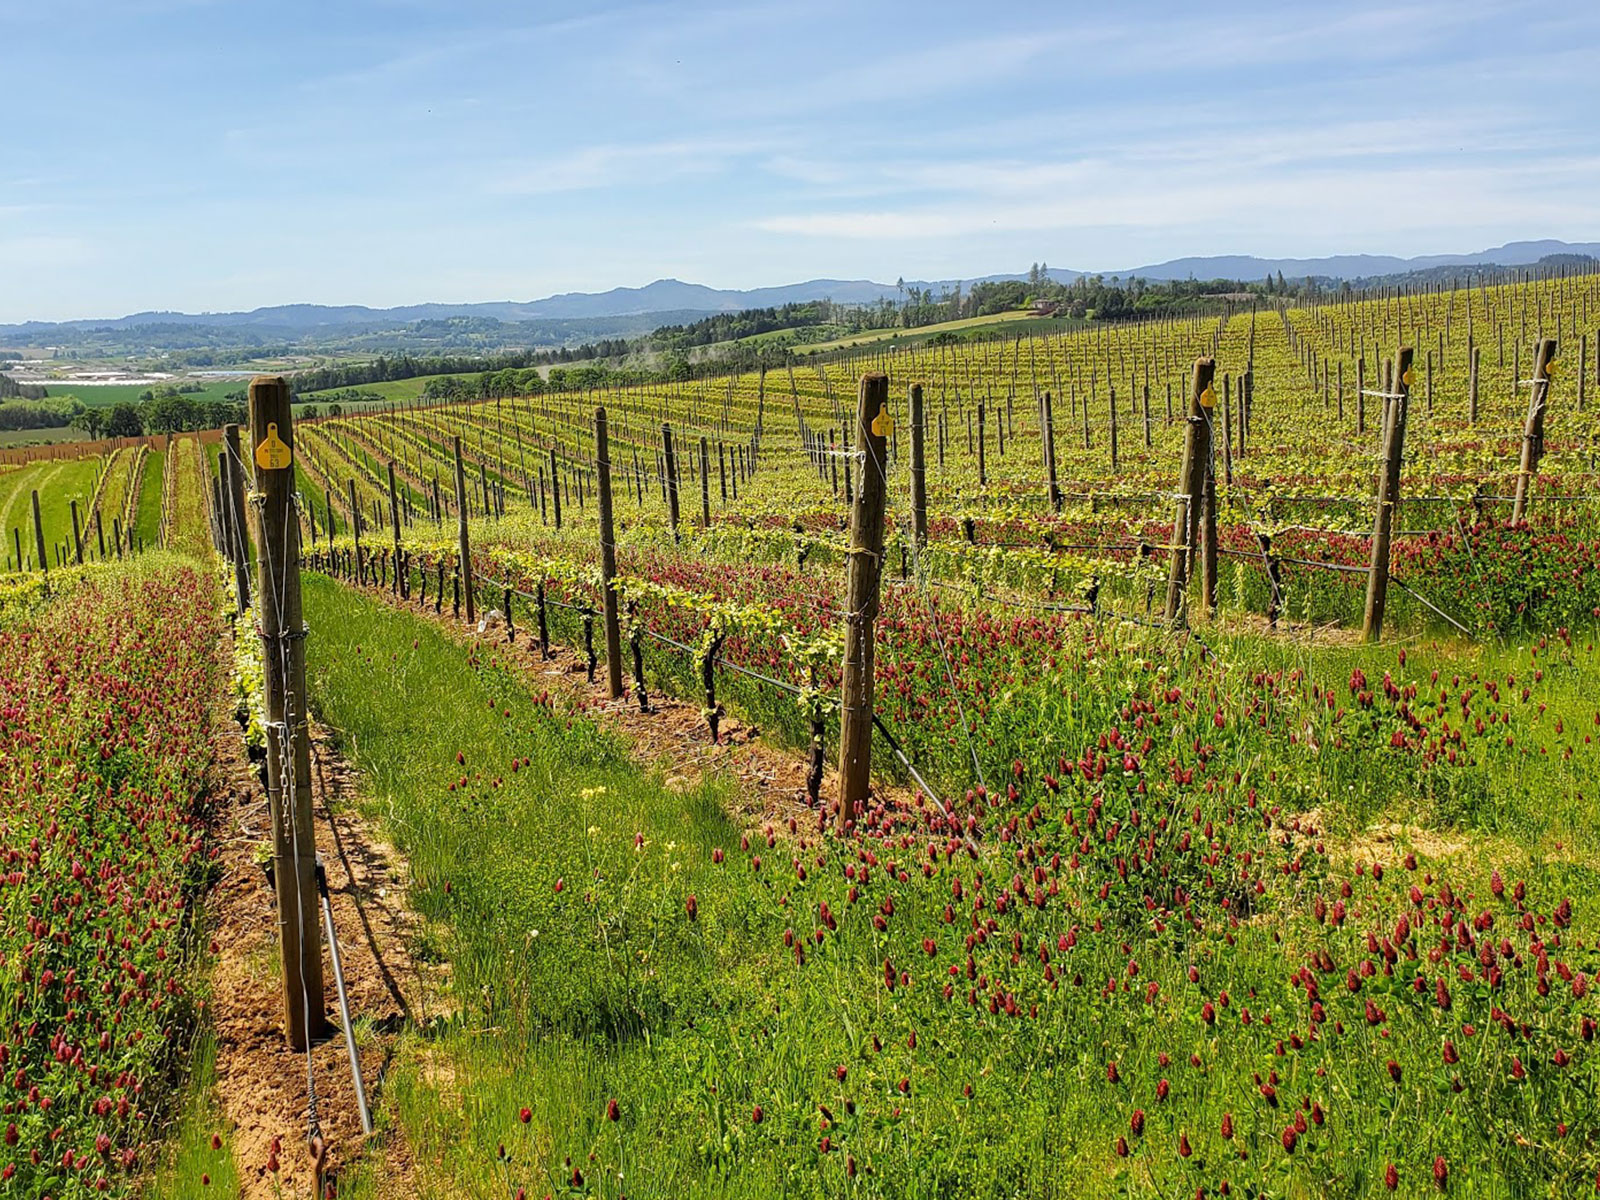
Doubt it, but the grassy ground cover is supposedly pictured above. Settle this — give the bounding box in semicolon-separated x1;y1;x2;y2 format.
0;455;101;567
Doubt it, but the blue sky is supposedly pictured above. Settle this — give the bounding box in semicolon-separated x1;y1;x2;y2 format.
1;0;1597;322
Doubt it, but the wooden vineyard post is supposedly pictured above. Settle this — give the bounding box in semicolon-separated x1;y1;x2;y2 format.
1357;359;1366;436
909;383;929;548
1221;375;1235;487
1580;333;1588;411
94;510;105;560
699;436;712;527
662;424;681;538
387;461;403;594
1043;390;1061;511
977;402;987;487
1108;388;1119;472
1240;369;1252;458
453;436;476;623
1202;448;1218;617
842;422;853;505
550;447;562;530
70;500;83;565
1162;359;1215;625
246;377;326;1050
596;407;624;700
1362;347;1414;642
1469;347;1480;424
348;478;362;580
1511;338;1558;524
836;372;890;835
31;491;46;579
223;424;251;611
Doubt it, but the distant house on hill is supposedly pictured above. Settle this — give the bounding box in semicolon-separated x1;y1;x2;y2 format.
1030;300;1061;316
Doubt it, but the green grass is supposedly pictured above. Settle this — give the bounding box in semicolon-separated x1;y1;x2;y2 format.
302;375;456;407
0;455;101;566
143;1030;239;1200
134;447;166;546
0;424;83;448
45;379;245;411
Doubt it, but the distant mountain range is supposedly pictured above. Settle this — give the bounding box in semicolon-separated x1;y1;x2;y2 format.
3;240;1595;341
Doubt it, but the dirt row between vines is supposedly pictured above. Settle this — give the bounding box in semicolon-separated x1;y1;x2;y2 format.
204;622;427;1199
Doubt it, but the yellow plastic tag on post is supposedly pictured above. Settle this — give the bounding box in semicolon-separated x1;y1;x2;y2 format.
871;403;894;439
1199;385;1216;409
255;423;292;470
1401;367;1415;388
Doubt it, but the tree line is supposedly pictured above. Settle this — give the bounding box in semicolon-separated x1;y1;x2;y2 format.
65;387;246;439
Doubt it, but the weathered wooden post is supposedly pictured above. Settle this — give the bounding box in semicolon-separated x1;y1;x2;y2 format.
387;461;403;594
453;436;476;623
1580;332;1588;411
662;424;681;537
1240;368;1252;458
1043;390;1061;511
1108;387;1119;472
842;422;853;505
1221;376;1234;488
1362;347;1414;642
1511;338;1558;524
595;407;624;699
699;436;712;527
1201;450;1219;616
976;402;987;487
836;373;890;835
247;377;326;1050
549;447;562;530
223;424;251;610
909;383;928;548
70;500;83;566
94;509;105;560
348;478;362;580
1468;346;1480;424
1162;359;1215;625
1357;358;1367;435
31;491;46;579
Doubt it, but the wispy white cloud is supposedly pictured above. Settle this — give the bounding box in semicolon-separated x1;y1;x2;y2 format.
755;155;1600;246
0;236;94;266
485;136;773;196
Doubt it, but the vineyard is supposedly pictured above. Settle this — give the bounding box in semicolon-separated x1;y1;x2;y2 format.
5;271;1600;1198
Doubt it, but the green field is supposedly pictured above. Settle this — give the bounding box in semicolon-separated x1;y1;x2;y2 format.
0;456;100;567
133;448;166;546
300;373;460;408
43;379;247;411
0;424;84;448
